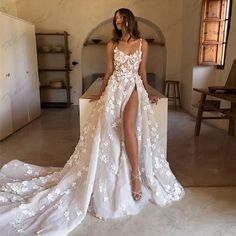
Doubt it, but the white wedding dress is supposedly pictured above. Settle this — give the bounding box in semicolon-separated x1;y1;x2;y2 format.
0;39;185;236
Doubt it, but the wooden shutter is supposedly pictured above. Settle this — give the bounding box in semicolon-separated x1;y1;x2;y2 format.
198;0;231;66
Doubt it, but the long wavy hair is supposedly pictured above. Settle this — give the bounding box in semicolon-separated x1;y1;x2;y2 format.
112;8;140;42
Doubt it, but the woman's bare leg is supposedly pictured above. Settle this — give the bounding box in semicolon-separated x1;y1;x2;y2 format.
123;88;141;201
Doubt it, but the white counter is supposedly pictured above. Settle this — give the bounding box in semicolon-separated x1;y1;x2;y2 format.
79;78;168;155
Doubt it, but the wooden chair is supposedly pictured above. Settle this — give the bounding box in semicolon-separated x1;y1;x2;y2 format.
208;60;236;93
193;60;236;136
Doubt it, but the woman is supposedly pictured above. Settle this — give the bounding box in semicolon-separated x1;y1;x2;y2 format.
88;8;160;202
0;8;185;236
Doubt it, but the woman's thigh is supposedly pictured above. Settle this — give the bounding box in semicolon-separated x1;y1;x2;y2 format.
123;88;138;128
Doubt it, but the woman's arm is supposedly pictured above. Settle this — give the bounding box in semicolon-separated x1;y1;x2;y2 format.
139;39;149;93
98;40;114;95
139;39;159;104
88;40;114;102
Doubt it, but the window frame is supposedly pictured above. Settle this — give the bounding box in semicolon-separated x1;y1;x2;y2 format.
198;0;233;69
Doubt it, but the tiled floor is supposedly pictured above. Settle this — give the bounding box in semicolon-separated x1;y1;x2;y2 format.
1;106;235;186
1;106;236;236
69;187;236;236
167;109;236;186
0;107;80;168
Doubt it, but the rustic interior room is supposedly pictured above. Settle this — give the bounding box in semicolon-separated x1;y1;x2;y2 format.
0;0;236;235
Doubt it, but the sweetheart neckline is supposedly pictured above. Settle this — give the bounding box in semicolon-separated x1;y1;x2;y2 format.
114;46;140;57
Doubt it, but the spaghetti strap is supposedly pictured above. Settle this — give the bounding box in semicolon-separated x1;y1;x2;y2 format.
139;38;142;51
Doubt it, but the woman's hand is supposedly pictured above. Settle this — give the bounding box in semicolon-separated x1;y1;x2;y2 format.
148;94;159;104
86;94;102;102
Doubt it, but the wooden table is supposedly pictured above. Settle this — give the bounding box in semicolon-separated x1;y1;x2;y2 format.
193;88;236;136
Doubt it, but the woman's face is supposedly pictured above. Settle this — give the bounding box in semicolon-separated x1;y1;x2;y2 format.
115;11;123;30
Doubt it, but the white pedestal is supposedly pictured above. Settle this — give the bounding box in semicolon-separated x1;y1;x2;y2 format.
79;78;168;154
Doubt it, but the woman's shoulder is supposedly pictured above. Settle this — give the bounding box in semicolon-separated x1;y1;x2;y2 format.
139;38;148;50
107;39;117;49
107;39;114;45
140;38;148;46
134;38;148;48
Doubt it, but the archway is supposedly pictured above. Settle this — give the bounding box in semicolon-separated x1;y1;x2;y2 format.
82;17;166;93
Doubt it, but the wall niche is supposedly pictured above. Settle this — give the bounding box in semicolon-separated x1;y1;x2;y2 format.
82;17;166;93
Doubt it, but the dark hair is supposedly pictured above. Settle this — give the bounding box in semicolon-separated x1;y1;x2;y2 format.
112;8;140;42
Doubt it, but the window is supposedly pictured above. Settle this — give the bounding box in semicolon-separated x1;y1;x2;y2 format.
198;0;232;68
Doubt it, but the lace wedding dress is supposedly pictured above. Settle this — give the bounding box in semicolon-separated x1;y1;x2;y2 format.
0;39;185;236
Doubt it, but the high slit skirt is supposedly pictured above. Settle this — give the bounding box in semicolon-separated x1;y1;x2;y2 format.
0;73;185;236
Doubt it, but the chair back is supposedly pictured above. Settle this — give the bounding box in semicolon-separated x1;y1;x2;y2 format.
226;60;236;88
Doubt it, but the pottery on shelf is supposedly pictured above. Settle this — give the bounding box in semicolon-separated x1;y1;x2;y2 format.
49;80;64;88
41;45;52;52
92;39;102;44
145;38;155;43
54;45;64;52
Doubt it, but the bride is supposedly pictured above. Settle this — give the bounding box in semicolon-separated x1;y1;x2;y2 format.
0;8;185;236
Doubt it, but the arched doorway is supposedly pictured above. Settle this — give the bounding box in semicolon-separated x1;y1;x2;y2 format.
81;17;166;93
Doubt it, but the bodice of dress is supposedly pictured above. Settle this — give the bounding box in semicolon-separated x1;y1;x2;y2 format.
113;39;142;77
